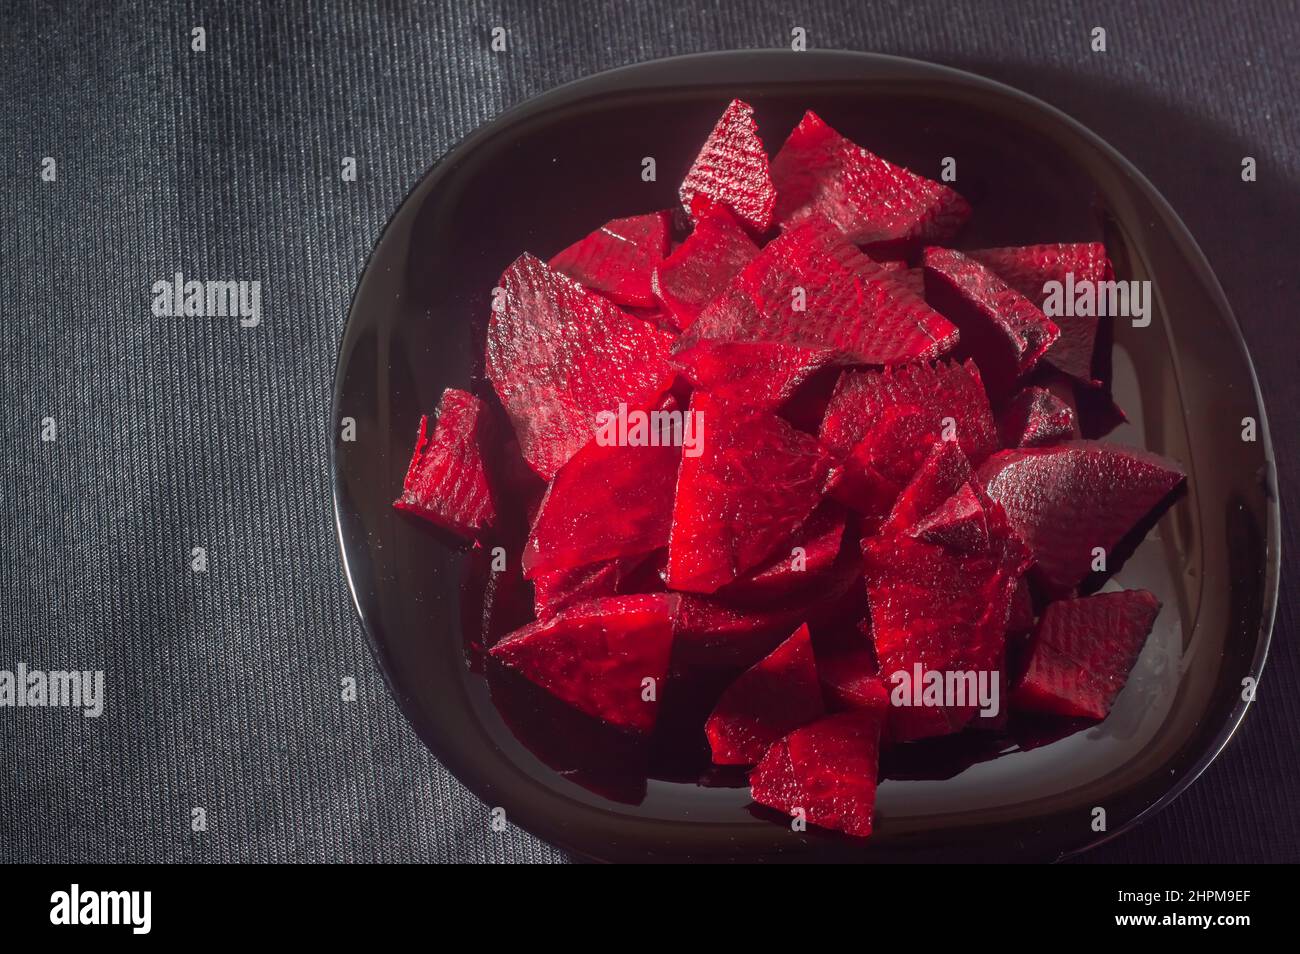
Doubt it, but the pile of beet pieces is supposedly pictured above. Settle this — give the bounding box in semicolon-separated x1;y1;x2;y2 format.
394;100;1185;839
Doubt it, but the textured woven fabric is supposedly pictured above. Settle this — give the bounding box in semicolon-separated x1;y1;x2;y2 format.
1;0;1295;863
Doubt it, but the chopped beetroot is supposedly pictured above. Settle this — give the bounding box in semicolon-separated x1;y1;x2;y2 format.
817;649;887;713
652;204;759;328
393;388;496;538
978;442;1185;592
998;385;1077;448
486;253;675;479
672;339;837;413
909;482;990;553
489;593;679;732
667;392;831;594
674;595;809;669
680;217;958;365
718;502;846;603
820;359;998;462
679;99;777;233
1012;590;1160;719
922;247;1061;404
750;709;885;838
550;211;671;308
820;362;997;524
864;464;1030;740
532;557;629;620
674;543;865;668
827;405;943;522
967;243;1113;385
523;395;681;578
706;624;826;765
771;110;971;245
880;440;975;535
401;103;1189;842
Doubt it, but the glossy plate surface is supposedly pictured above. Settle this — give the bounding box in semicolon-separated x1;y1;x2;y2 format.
332;51;1279;862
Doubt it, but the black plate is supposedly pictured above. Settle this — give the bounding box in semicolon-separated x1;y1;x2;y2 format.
331;51;1280;862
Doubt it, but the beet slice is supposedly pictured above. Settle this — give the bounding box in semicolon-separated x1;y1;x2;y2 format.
880;440;975;535
749;709;885;838
489;593;679;732
820;361;996;523
967;243;1113;385
705;624;826;765
672;339;837;413
717;501;846;603
864;466;1030;741
533;557;629;620
523;396;681;577
392;388;496;539
817;648;887;713
978;442;1185;592
909;482;990;553
680;217;958;365
550;211;672;308
998;385;1077;448
679;99;777;233
652;204;759;328
1012;589;1160;719
771;110;971;245
820;359;998;462
922;247;1061;404
486;253;675;479
666;392;831;594
674;542;865;668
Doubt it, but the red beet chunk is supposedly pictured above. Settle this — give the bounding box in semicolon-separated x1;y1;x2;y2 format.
881;440;975;535
820;361;996;522
718;501;846;603
680;218;958;365
486;253;675;480
679;99;777;233
864;465;1029;740
489;593;679;732
1012;590;1160;719
909;482;990;553
652;205;759;328
393;388;496;539
967;243;1113;385
706;624;826;765
674;543;865;668
817;648;887;713
532;554;657;620
771;110;971;245
922;248;1061;404
820;359;997;462
978;442;1185;592
667;392;831;594
749;709;885;838
550;211;671;308
523;397;681;578
672;339;836;413
674;596;808;669
998;385;1077;448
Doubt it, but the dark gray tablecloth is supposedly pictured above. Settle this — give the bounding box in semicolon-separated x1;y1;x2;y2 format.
2;0;1295;863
